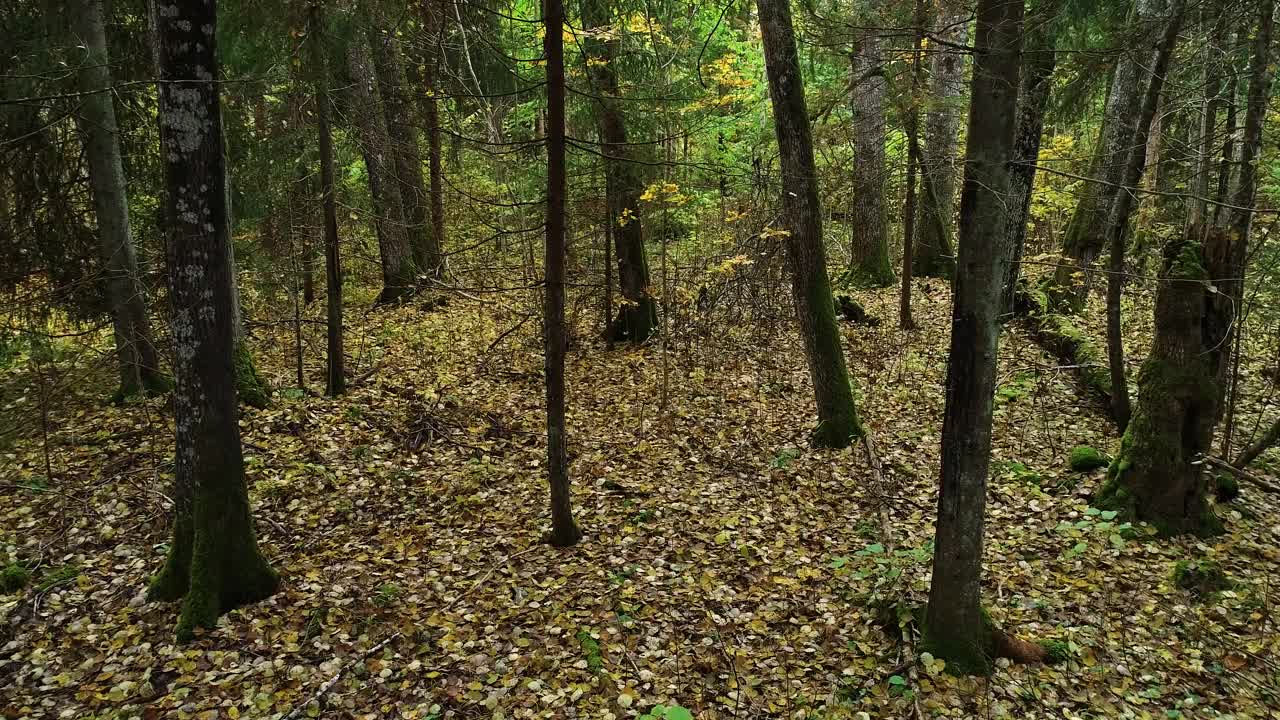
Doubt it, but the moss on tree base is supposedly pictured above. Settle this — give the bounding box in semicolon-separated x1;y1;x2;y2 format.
808;411;863;450
544;522;583;548
233;342;271;409
606;299;658;344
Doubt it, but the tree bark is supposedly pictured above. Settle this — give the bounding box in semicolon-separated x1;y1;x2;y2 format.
757;0;862;449
1000;0;1058;317
146;0;278;641
346;33;417;304
848;25;894;287
1103;0;1185;432
923;0;1023;676
415;0;448;279
543;0;582;548
310;4;344;397
1187;8;1228;231
898;0;925;330
1049;0;1171;312
70;0;167;399
912;0;969;280
581;0;657;343
370;19;441;278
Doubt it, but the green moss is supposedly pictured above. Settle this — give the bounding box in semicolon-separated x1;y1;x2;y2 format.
1214;472;1240;502
1173;559;1232;599
1;563;30;593
1039;640;1071;665
35;563;79;592
1068;446;1111;472
234;342;271;409
576;630;603;672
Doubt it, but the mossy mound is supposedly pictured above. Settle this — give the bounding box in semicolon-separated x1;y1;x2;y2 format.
834;293;881;326
234;342;272;409
1068;445;1111;472
1214;472;1240;502
1;563;30;593
1173;559;1232;599
1039;640;1071;665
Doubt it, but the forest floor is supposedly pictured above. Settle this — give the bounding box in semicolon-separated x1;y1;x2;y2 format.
2;278;1280;720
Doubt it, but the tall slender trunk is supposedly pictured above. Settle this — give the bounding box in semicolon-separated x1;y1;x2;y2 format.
346;33;417;304
898;0;925;330
310;3;344;397
371;20;440;277
912;0;969;280
146;0;278;641
757;0;862;449
924;0;1023;676
1104;0;1185;432
543;0;581;548
1000;0;1058;316
848;24;893;287
1187;8;1227;231
415;0;448;279
70;0;166;399
1050;0;1171;311
581;0;657;342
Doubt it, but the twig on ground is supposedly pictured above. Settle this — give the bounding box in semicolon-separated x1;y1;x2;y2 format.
283;632;401;720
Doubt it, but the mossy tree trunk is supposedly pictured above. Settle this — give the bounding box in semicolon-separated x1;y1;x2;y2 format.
581;0;657;343
1095;236;1221;536
346;32;417;305
147;0;278;641
924;0;1023;676
1048;0;1171;312
999;0;1058;317
72;0;168;400
371;18;441;278
847;19;894;288
911;0;968;280
543;0;582;547
757;0;862;449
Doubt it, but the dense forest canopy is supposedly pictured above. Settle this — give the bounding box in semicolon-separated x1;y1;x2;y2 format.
2;0;1280;716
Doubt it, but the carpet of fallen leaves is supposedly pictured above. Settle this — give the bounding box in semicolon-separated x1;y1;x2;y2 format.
3;279;1280;720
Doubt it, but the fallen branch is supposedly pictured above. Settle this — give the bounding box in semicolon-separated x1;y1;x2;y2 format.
283;632;401;720
1233;417;1280;470
1200;455;1280;495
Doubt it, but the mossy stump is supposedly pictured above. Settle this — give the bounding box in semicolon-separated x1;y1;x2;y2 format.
1068;445;1110;472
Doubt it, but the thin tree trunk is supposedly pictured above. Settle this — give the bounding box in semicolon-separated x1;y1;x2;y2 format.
757;0;862;449
71;0;166;399
581;0;657;343
310;4;344;397
899;0;924;330
924;0;1023;676
1105;0;1185;432
147;0;278;641
1188;8;1227;231
543;0;581;548
848;23;893;287
417;0;448;279
912;0;969;280
1000;0;1058;316
1050;0;1172;312
346;33;417;304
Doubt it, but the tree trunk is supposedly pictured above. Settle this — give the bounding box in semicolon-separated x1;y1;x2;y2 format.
581;0;657;343
346;33;417;304
543;0;582;548
1187;8;1228;231
911;0;969;280
899;0;925;330
923;0;1023;676
757;0;862;449
896;0;926;330
414;0;448;279
70;0;167;399
1049;0;1171;312
1104;0;1185;432
311;4;344;397
146;0;278;641
847;26;893;287
1000;1;1058;317
371;20;441;278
